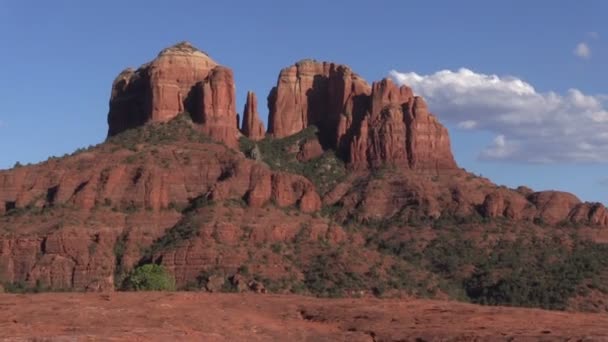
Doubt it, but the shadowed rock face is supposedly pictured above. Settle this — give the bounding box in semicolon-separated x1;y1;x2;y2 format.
107;42;239;147
267;60;456;171
189;66;239;147
267;60;371;143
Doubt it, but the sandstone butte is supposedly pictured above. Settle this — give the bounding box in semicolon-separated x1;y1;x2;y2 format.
108;42;239;148
0;41;607;297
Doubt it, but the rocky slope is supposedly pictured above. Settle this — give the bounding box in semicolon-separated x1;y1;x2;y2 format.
0;118;326;291
1;42;608;311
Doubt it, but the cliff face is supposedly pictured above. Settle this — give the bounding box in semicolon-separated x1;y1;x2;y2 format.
267;60;371;142
266;60;456;171
1;42;607;295
107;42;239;147
108;47;455;171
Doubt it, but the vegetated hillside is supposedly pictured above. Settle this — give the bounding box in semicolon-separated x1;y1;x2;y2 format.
2;42;608;313
1;114;607;312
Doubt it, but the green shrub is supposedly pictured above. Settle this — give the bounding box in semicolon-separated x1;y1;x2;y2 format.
145;196;214;256
3;280;51;293
303;251;372;297
463;240;608;310
239;126;346;194
123;264;175;291
107;112;211;150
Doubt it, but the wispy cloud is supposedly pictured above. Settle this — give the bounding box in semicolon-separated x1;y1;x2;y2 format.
457;120;477;129
574;42;591;59
390;68;608;163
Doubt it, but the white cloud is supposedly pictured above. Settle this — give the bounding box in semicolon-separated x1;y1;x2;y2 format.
390;68;608;163
457;120;477;129
479;134;518;160
574;42;591;59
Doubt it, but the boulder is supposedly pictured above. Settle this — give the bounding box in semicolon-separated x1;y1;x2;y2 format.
297;139;324;162
528;191;581;225
205;275;225;293
248;280;266;294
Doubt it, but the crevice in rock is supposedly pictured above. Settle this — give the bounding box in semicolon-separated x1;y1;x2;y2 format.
46;185;59;205
40;237;48;254
132;168;144;185
70;266;77;288
403;103;415;168
218;168;233;182
72;181;89;196
4;201;16;212
218;160;238;182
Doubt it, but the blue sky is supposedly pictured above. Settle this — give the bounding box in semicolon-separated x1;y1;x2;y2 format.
0;1;606;203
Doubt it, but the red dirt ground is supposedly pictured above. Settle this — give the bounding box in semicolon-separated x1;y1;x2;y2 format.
1;293;608;341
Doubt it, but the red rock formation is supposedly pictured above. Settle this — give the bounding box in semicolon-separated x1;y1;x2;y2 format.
299;190;322;213
480;190;532;220
528;191;582;225
354;78;456;170
267;61;456;171
241;91;265;141
478;189;608;225
0;142;325;217
349;118;369;167
4;45;608;294
404;97;457;170
369;79;412;120
191;66;238;147
297;139;324;162
569;203;608;226
267;60;371;145
0;133;329;289
107;42;239;147
0;228;120;291
365;103;409;168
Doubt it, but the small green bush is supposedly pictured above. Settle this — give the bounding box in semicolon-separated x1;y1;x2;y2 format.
123;264;175;291
107;112;211;150
239;126;346;194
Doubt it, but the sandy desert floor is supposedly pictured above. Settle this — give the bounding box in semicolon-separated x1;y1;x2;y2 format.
1;292;608;341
